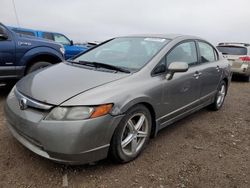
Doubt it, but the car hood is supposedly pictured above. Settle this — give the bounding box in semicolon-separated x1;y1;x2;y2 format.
16;62;129;105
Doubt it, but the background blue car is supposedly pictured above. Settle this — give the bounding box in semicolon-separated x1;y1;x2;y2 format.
9;26;89;59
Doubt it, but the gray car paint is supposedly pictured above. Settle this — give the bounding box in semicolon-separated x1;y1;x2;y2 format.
5;35;231;164
16;62;129;105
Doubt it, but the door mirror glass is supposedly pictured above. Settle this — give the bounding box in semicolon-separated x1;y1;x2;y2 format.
70;40;74;46
166;62;189;80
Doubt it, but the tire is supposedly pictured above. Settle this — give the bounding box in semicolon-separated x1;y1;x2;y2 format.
26;61;52;74
244;75;250;82
110;104;152;163
209;80;227;111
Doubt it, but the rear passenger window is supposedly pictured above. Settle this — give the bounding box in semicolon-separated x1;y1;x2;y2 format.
198;42;216;63
167;41;198;66
42;32;54;40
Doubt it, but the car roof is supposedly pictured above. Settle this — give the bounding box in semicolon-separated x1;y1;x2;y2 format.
119;34;204;41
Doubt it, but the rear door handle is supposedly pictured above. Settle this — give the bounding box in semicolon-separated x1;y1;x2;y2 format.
216;65;220;72
193;71;202;79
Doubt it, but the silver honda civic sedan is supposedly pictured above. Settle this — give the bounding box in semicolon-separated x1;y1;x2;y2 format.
5;35;231;164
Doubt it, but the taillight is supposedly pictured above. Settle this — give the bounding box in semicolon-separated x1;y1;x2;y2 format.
239;56;250;62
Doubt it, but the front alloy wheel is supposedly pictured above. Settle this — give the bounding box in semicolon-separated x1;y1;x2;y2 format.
121;113;149;156
110;105;152;163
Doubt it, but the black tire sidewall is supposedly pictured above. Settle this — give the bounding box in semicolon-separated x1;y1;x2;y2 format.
110;105;152;163
245;75;250;82
27;61;52;74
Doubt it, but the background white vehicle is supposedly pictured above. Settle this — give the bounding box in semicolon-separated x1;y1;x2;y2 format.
217;43;250;82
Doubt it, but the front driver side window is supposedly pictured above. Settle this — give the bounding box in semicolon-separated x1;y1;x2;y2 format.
167;41;198;66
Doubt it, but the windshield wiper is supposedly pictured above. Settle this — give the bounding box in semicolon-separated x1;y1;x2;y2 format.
70;60;131;73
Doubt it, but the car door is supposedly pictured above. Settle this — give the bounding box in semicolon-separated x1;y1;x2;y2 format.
196;41;221;103
0;25;16;78
158;41;202;126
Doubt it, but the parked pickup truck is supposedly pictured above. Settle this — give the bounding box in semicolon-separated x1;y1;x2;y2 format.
0;23;64;81
9;26;89;59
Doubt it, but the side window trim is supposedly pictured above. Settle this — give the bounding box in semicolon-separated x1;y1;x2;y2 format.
151;56;167;76
213;49;219;61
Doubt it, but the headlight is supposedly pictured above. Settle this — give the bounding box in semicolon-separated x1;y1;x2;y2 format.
45;104;113;121
60;47;65;55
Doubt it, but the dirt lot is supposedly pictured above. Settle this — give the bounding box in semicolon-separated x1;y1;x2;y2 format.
0;82;249;188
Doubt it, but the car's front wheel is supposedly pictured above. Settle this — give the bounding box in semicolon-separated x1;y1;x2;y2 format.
110;105;152;163
209;80;227;111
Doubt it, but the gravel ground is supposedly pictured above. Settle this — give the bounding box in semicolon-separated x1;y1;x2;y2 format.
0;81;249;188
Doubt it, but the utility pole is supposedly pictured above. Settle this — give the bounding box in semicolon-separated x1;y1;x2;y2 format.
12;0;20;27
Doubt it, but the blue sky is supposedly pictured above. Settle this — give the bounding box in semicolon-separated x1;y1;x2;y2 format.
1;0;250;44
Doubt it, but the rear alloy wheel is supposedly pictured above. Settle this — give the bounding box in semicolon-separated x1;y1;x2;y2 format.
110;105;152;163
27;61;52;74
209;80;227;111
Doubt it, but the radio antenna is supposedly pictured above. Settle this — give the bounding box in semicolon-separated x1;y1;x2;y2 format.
12;0;20;27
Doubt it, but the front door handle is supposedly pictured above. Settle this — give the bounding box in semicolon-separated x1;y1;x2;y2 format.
193;71;202;79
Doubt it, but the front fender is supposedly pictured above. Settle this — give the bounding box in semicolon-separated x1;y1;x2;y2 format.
19;46;64;67
111;96;156;115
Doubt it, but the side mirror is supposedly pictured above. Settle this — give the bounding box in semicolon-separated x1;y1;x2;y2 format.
0;30;8;40
166;62;189;80
70;40;74;46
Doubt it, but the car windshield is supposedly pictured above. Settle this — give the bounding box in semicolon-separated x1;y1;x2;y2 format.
73;37;170;71
217;46;247;55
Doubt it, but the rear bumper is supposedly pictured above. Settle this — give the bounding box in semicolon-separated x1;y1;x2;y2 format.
231;64;250;76
4;91;124;165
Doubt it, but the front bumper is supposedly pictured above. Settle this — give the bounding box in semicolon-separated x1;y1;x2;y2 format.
4;92;124;165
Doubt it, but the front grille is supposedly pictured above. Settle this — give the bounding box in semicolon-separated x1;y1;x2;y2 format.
14;89;53;111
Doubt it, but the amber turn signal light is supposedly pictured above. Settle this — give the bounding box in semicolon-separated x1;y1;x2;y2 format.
90;104;113;118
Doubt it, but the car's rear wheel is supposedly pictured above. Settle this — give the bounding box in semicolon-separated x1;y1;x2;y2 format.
244;75;250;82
209;80;227;111
27;61;52;74
110;105;152;163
